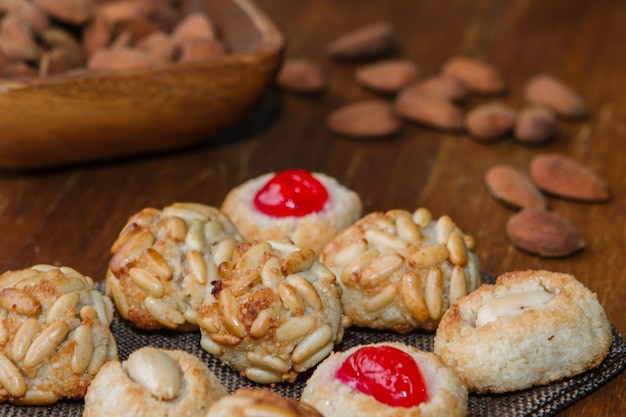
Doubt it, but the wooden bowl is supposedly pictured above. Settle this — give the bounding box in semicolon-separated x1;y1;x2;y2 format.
0;0;284;170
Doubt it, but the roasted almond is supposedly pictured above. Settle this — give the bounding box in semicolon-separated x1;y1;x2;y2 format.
355;59;418;94
529;153;610;202
178;37;224;62
394;87;463;131
0;14;41;61
39;48;80;76
326;99;403;140
82;14;112;57
34;0;95;26
14;1;50;34
325;21;396;60
171;11;216;46
514;106;557;144
485;164;547;210
506;208;586;257
441;56;506;95
524;74;587;119
276;58;327;94
465;102;516;141
406;75;469;102
135;31;176;63
87;47;155;70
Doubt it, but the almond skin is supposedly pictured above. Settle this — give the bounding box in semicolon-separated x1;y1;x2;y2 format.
529;153;610;202
524;74;587;119
276;58;327;94
394;87;464;131
326;99;403;140
325;21;396;60
514;106;557;144
506;208;586;257
465;102;516;141
485;164;547;210
441;56;506;95
355;59;419;94
407;75;469;102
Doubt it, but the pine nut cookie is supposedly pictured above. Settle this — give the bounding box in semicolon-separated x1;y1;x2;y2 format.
433;270;613;393
106;202;244;331
301;342;468;417
207;388;323;417
320;208;482;333
0;265;118;405
197;240;348;384
221;169;362;254
83;347;227;417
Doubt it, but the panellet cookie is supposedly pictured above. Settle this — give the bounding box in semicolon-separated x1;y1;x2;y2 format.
83;347;227;417
207;388;323;417
434;270;613;393
301;342;468;417
197;240;348;384
320;208;481;333
0;265;118;405
106;202;244;331
221;169;362;254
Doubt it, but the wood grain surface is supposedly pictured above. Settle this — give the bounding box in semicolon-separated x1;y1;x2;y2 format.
0;0;624;415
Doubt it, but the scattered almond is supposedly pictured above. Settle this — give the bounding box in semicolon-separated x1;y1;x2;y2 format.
326;99;403;140
325;21;396;60
506;208;586;257
39;47;80;76
465;102;516;141
14;1;50;34
135;31;176;63
529;153;610;202
441;56;506;95
82;14;112;58
485;164;547;210
524;74;587;119
394;87;463;131
514;106;557;144
178;37;224;62
406;75;469;102
355;59;418;94
87;47;155;70
0;14;41;61
276;58;327;94
171;11;216;46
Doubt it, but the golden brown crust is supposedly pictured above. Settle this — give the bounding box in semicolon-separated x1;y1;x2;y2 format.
434;270;613;393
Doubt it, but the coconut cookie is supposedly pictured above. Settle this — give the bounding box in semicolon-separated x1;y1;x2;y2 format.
197;240;348;384
106;202;244;331
207;388;323;417
320;208;481;333
301;342;468;417
221;169;362;254
0;265;117;405
434;270;613;393
83;347;227;417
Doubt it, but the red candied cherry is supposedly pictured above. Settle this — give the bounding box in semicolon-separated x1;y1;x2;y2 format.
336;345;429;408
253;169;329;217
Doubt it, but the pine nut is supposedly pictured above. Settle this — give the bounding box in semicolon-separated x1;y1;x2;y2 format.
247;352;290;373
424;266;444;320
143;248;173;281
361;254;404;288
285;275;323;311
401;271;430;321
185;219;206;251
446;230;468;266
261;256;283;289
0;288;42;316
0;354;26;397
278;282;305;316
71;324;94;374
280;247;316;275
341;248;380;285
409;244;449;269
11;318;40;362
291;324;333;364
187;250;208;285
412;208;432;227
244;367;283;384
46;292;81;325
23;321;70;368
275;316;317;341
219;289;246;338
144;296;186;329
435;215;455;243
448;266;467;305
365;229;406;250
249;309;273;338
364;284;398;312
292;341;333;372
331;238;368;266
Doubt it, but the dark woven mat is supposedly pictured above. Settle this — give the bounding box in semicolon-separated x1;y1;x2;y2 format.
1;289;625;416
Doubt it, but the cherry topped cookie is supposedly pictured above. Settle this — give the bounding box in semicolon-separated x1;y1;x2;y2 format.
221;169;362;254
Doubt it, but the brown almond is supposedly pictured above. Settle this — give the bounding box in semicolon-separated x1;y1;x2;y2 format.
135;31;176;63
178;37;225;62
94;0;151;23
112;17;160;44
506;208;586;257
485;164;547;210
82;14;112;57
441;56;506;95
406;75;469;102
0;61;38;79
529;153;610;202
15;1;50;34
355;59;419;94
0;14;41;61
39;47;80;76
34;0;95;26
394;88;463;131
87;47;155;70
40;27;85;67
171;11;216;46
514;106;557;144
325;21;395;60
326;99;403;140
524;74;587;119
276;58;327;94
465;102;516;141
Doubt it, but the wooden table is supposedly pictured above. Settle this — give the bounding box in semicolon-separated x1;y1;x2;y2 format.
0;0;624;415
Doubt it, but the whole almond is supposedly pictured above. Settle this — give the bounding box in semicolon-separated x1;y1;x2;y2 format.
529;153;610;202
506;208;586;257
406;75;469;102
465;102;516;141
34;0;95;26
171;11;216;46
394;88;463;131
40;27;85;67
514;106;556;144
355;59;418;94
276;58;327;94
325;21;395;60
178;37;225;62
87;47;155;70
485;164;547;210
82;14;112;57
326;99;403;140
0;14;41;61
135;31;176;63
15;1;50;34
441;56;506;95
39;47;80;76
524;74;587;119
